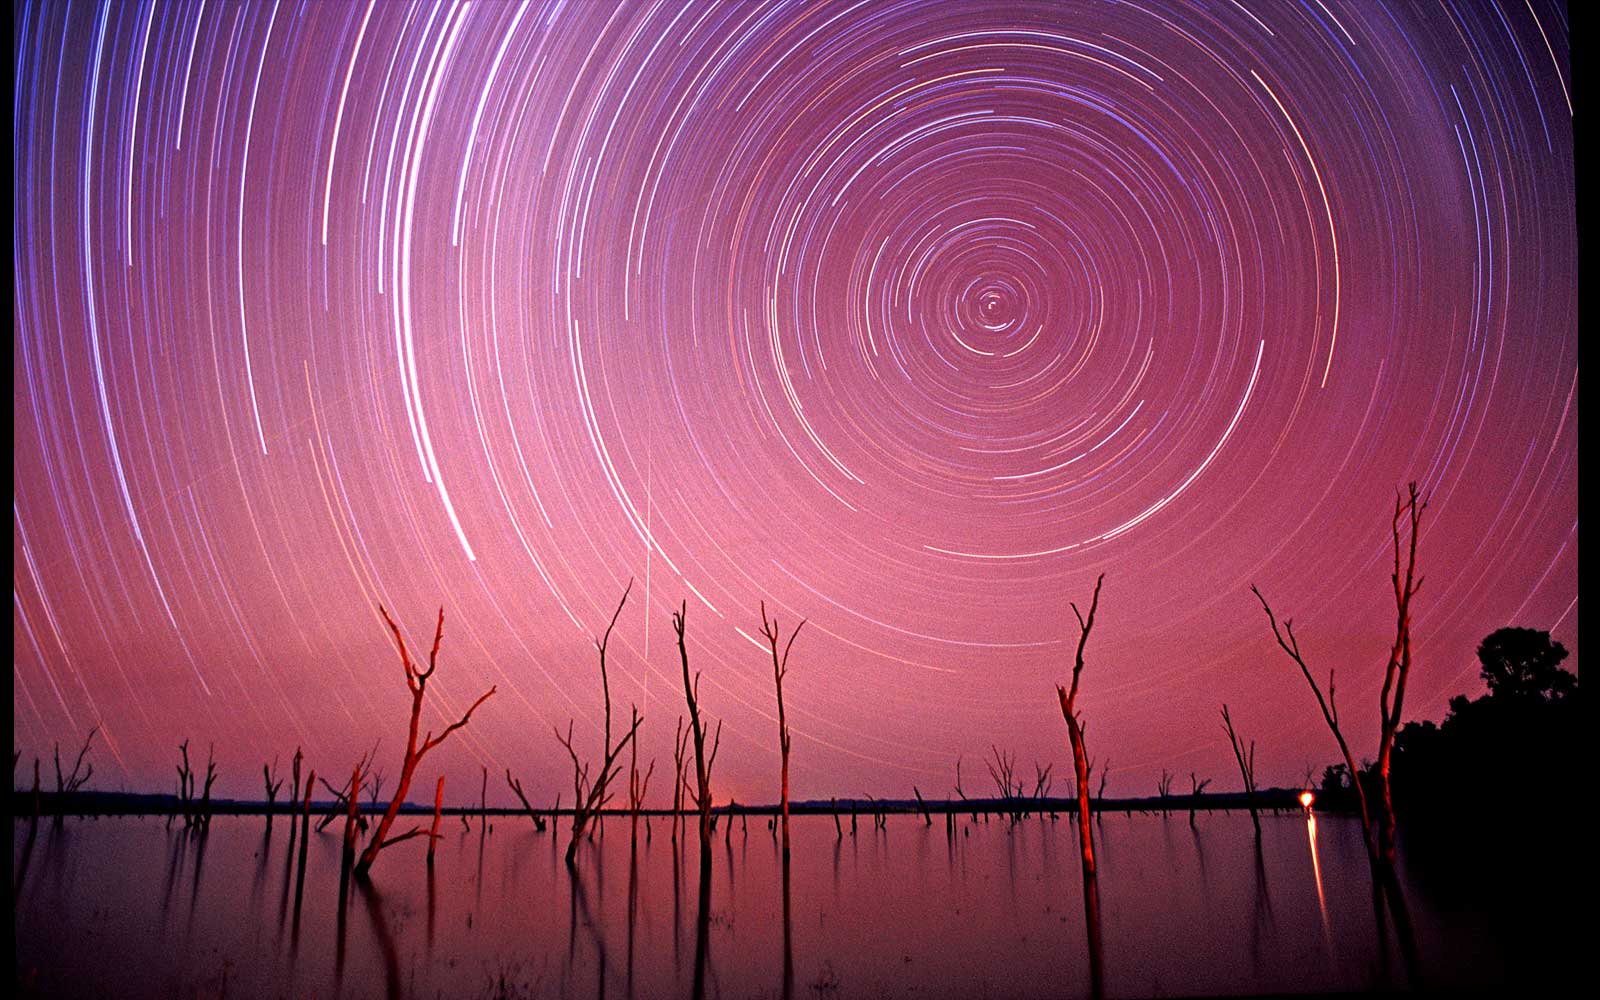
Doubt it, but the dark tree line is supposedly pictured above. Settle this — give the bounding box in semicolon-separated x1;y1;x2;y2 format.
1312;627;1577;820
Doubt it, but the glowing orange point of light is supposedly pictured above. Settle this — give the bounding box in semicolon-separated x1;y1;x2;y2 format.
1299;790;1315;809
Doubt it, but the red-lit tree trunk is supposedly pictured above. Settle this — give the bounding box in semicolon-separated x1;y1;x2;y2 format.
1375;483;1426;866
427;776;444;867
355;607;497;879
1055;573;1104;999
759;601;805;860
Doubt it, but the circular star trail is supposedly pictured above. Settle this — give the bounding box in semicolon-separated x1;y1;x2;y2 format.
13;0;1576;801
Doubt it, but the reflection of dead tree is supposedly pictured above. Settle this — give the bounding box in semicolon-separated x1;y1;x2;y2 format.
1188;773;1212;829
1375;484;1426;865
674;602;722;858
1055;573;1105;999
556;583;644;865
1253;586;1373;860
355;606;497;879
1220;705;1260;836
759;601;805;859
505;769;548;832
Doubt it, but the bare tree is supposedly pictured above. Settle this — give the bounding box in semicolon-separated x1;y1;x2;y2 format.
263;756;284;830
986;745;1024;820
671;715;690;843
674;602;721;858
555;583;645;866
198;744;218;828
341;761;363;874
1097;760;1110;800
1375;484;1426;864
1055;573;1105;998
1057;575;1103;857
1188;773;1212;828
1251;482;1425;867
176;739;196;827
1157;769;1175;815
628;705;656;837
759;601;806;860
355;606;497;879
289;747;303;814
53;726;97;795
319;742;380;833
505;769;548;832
1252;591;1373;859
427;776;445;867
1220;705;1260;836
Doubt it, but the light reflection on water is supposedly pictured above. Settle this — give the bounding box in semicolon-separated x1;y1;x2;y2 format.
10;810;1535;997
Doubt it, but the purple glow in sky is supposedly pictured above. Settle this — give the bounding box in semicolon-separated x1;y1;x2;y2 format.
12;0;1576;805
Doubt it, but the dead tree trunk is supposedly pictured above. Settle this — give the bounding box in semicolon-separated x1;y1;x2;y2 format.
342;762;362;874
628;705;656;840
1188;773;1211;828
1056;575;1103;863
198;744;218;829
671;716;689;844
1376;483;1426;866
264;757;284;831
355;606;497;879
1221;705;1260;836
674;603;721;861
427;776;444;867
52;726;98;823
1056;574;1105;999
759;602;805;860
505;770;548;832
556;582;644;866
1253;587;1376;862
289;747;303;816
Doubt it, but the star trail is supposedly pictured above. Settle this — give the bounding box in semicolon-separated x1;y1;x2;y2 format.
12;0;1576;804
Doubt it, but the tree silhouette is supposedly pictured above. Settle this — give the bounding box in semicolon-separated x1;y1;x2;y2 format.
1475;628;1573;702
1389;626;1577;818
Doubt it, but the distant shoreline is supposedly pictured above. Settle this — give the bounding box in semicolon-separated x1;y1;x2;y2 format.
12;787;1316;818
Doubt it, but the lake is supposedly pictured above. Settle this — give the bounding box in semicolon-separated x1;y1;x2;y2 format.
11;807;1577;997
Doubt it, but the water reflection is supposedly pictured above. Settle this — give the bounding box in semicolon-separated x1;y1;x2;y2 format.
11;811;1566;998
1305;811;1332;948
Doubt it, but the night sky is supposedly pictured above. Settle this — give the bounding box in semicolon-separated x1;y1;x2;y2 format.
13;0;1576;806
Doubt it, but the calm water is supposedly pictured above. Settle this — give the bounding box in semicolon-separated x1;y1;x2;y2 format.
11;808;1574;998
